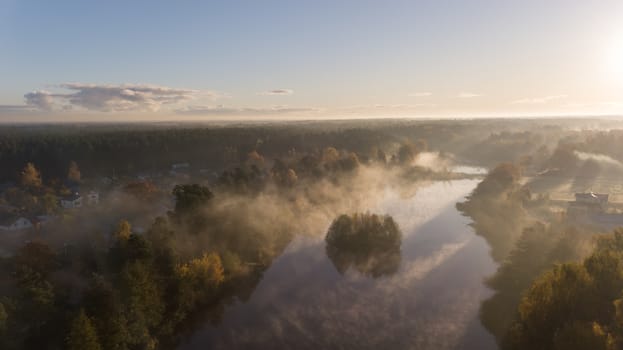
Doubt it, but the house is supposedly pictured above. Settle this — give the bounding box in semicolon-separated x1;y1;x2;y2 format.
170;163;191;178
575;192;609;206
568;192;609;215
171;163;190;170
60;193;83;209
0;214;33;231
566;192;623;229
86;190;99;205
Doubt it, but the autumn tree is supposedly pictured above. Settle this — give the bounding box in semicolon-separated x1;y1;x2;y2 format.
66;309;102;350
246;150;265;168
321;147;340;164
20;162;42;188
173;253;225;319
67;161;81;182
269;158;299;186
113;220;132;242
123;181;158;201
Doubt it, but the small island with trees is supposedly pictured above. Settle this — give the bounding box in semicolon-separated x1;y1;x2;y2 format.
325;213;402;278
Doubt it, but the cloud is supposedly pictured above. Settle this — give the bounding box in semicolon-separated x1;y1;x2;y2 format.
511;94;567;105
457;92;482;98
0;104;36;113
176;105;318;116
258;89;294;96
24;90;56;111
408;92;432;97
24;83;216;112
407;92;433;97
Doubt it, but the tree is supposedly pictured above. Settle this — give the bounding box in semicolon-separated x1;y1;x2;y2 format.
246;150;265;168
552;321;609;350
177;253;225;290
120;262;164;348
174;253;225;319
338;152;360;171
285;168;298;186
67;161;81;182
20;162;42;188
0;302;6;333
172;184;213;214
66;309;102;350
505;229;623;350
321;147;340;164
397;142;420;165
14;241;57;277
473;163;521;197
507;263;592;349
325;213;402;278
41;193;59;214
123;181;158;201
82;276;130;350
113;220;132;242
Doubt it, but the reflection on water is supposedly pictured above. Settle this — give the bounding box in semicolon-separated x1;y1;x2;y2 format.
327;242;401;278
179;180;498;350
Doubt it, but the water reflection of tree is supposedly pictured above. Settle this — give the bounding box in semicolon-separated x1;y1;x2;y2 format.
325;213;402;278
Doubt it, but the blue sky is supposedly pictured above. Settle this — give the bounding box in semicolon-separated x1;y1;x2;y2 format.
1;0;622;120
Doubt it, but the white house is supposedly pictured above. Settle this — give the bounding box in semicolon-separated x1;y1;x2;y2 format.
0;215;33;231
60;193;83;209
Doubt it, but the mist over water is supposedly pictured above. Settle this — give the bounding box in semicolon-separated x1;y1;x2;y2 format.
179;179;497;350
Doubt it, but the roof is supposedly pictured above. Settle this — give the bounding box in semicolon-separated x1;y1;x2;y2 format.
575;192;608;200
61;193;82;201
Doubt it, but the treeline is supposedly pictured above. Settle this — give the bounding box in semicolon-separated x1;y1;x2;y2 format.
456;163;534;261
0;118;583;183
506;229;623;350
0;126;397;183
458;161;623;349
0;184;292;350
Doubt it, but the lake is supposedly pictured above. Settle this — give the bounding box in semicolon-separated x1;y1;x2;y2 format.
179;179;498;350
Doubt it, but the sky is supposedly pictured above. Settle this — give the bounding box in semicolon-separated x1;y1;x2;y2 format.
0;0;622;121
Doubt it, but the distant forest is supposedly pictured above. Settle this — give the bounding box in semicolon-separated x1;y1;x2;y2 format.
0;118;607;183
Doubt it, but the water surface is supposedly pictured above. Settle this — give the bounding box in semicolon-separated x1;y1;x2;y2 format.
180;180;497;350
